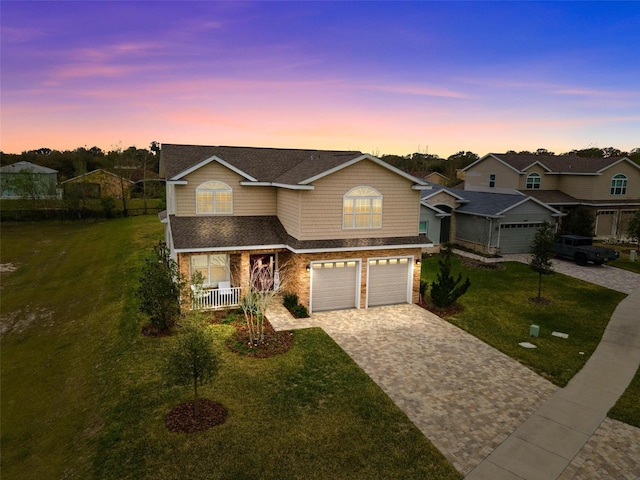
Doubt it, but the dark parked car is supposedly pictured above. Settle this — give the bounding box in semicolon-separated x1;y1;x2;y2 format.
555;235;620;265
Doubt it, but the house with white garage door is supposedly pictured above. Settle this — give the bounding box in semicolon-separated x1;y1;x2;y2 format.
160;144;433;313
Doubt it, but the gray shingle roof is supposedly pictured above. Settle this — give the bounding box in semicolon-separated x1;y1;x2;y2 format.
169;215;432;251
489;153;630;174
453;190;528;216
161;144;364;183
0;161;57;174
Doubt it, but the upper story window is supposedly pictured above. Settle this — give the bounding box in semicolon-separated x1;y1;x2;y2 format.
489;174;496;188
610;174;627;195
196;181;232;214
343;186;382;229
526;173;541;189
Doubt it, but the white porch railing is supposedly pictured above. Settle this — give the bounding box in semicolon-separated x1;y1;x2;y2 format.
192;286;242;310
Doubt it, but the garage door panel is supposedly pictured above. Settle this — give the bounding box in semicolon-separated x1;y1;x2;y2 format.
311;261;358;312
368;258;410;307
499;223;541;254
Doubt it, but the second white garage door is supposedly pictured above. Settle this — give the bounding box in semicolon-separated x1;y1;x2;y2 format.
367;257;411;307
311;260;359;312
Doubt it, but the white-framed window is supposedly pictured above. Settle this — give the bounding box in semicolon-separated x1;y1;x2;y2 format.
610;174;627;195
489;174;496;188
196;181;232;214
343;186;382;229
190;254;229;287
419;221;429;235
526;173;541;189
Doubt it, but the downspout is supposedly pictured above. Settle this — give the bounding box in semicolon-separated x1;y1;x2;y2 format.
486;217;493;254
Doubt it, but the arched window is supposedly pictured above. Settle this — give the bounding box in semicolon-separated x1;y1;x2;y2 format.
196;181;232;214
610;174;627;195
526;173;541;189
343;186;382;229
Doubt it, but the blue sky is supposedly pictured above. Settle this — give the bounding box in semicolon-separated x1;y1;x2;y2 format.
1;1;639;157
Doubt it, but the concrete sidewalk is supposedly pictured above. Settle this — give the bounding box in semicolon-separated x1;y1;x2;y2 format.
466;287;640;480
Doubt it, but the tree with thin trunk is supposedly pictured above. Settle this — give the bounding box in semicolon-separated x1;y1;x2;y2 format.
530;222;555;300
240;260;284;346
164;313;219;416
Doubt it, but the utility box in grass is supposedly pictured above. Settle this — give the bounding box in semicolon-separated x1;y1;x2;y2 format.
530;324;540;337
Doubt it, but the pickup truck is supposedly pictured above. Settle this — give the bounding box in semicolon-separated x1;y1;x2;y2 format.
555;235;620;265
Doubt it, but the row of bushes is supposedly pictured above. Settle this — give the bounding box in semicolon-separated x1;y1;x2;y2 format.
282;292;309;318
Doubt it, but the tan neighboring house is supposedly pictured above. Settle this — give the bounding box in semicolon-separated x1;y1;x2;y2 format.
160;144;433;313
61;169;134;199
424;171;449;185
462;153;640;238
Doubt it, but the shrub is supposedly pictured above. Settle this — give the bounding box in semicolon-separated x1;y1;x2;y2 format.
282;292;299;311
292;304;309;318
430;249;471;309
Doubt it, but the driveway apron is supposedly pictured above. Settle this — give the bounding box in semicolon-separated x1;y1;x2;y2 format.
267;258;640;479
286;304;558;476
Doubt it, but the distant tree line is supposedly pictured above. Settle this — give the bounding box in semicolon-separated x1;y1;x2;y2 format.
381;146;640;187
1;142;161;182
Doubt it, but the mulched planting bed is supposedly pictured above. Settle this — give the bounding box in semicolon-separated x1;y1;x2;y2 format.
226;318;294;358
460;257;506;271
419;302;464;317
165;399;228;433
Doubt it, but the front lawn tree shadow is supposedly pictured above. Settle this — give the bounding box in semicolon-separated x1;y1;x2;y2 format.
163;312;226;433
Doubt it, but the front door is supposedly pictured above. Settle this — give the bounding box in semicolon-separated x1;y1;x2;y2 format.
249;253;276;291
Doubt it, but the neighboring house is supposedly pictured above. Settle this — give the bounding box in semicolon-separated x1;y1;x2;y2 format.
161;144;433;313
0;161;59;199
424;171;449;185
462;153;640;238
61;169;134;199
421;184;563;254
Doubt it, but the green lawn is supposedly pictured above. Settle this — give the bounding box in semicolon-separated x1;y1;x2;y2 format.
1;218;460;480
608;367;640;428
591;241;640;274
421;255;627;387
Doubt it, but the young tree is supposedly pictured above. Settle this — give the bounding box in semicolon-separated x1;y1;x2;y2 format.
430;248;471;309
164;313;220;416
530;222;555;300
240;260;284;346
137;242;184;332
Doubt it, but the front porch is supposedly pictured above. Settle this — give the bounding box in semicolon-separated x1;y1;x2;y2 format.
192;284;242;310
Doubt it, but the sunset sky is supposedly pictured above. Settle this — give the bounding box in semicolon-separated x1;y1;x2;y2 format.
2;1;639;158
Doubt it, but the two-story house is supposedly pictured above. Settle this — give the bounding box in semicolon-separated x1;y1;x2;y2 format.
160;144;433;313
462;153;640;238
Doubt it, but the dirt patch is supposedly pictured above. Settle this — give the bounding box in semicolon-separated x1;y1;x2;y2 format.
165;399;228;433
0;307;55;335
0;263;18;273
528;297;551;305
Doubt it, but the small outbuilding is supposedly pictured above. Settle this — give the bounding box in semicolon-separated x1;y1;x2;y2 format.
0;161;59;199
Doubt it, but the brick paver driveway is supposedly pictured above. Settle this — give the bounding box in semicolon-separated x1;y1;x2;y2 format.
308;304;558;476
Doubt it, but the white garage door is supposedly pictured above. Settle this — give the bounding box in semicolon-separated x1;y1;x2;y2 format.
367;257;411;307
499;223;542;254
311;260;359;312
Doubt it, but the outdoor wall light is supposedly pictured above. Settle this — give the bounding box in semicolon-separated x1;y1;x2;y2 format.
306;264;310;272
415;258;421;266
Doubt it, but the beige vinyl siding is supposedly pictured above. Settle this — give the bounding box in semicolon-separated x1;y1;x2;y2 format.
464;157;520;192
427;191;458;209
175;162;277;216
554;163;639;200
297;160;420;240
276;189;301;238
519;165;559;190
